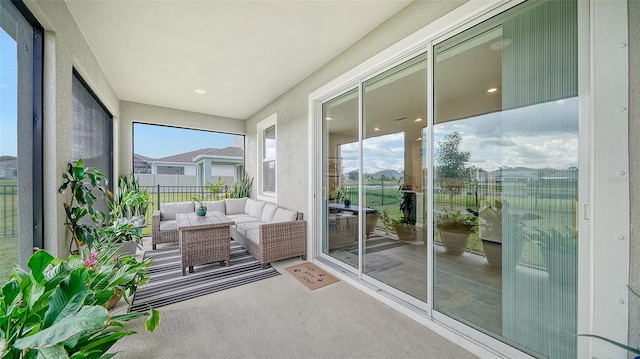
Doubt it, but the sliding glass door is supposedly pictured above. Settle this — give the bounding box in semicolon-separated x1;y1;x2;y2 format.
321;54;429;306
432;1;578;357
318;1;579;357
322;89;360;269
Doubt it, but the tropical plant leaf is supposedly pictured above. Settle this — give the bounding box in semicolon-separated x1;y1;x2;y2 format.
13;306;109;350
27;279;46;312
2;279;21;307
72;330;134;356
110;311;146;323
28;251;54;284
43;269;89;328
33;343;68;359
43;263;71;292
145;308;161;332
577;334;640;354
71;163;85;180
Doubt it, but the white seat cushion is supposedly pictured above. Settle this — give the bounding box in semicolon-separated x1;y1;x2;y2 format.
236;222;263;236
232;216;262;225
245;229;260;244
159;220;177;231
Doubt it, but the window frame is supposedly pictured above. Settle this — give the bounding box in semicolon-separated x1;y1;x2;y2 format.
4;0;44;256
257;113;277;201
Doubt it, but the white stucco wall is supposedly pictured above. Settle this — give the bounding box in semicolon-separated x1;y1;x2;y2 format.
25;0;120;258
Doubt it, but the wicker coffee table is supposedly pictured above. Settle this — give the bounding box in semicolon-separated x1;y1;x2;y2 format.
176;211;234;276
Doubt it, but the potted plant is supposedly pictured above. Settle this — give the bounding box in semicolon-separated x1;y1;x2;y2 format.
193;197;207;216
529;227;577;283
108;174;150;225
124;189;151;225
478;200;503;267
230;173;254;198
58;159;109;253
478;200;543;268
435;208;478;255
95;221;143;255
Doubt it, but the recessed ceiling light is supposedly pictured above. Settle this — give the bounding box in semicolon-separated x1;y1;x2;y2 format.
194;89;206;95
326;117;333;121
415;118;423;122
487;88;498;93
374;127;380;131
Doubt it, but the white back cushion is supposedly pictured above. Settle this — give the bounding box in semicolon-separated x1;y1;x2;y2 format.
249;200;266;219
262;203;279;223
272;208;298;223
202;200;225;213
225;198;247;215
160;201;195;220
244;198;255;215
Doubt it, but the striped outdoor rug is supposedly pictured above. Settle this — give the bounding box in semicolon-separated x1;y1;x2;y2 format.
131;240;280;311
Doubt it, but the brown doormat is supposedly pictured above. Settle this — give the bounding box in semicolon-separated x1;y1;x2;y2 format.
285;262;339;290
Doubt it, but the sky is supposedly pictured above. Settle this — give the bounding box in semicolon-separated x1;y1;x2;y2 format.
337;97;579;175
0;29;17;157
133;123;243;159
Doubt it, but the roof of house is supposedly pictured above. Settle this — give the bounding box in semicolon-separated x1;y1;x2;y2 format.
0;156;17;169
136;147;244;164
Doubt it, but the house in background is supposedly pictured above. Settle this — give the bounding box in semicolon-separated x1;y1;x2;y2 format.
192;147;244;187
0;156;17;180
134;147;243;187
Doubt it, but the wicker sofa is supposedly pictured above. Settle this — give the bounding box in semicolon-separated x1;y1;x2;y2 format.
152;198;306;268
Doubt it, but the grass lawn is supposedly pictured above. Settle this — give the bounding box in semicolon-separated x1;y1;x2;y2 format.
0;236;18;281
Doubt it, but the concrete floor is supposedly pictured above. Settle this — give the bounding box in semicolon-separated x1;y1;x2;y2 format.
110;237;479;359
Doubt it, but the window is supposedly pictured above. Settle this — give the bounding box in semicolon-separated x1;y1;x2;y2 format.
257;113;277;199
132;123;244;188
0;0;43;275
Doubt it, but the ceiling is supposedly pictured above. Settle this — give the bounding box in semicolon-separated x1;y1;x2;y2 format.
64;0;412;120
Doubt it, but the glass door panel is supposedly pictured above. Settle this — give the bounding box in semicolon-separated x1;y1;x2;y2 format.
432;1;578;358
362;54;428;302
322;88;360;268
0;13;19;280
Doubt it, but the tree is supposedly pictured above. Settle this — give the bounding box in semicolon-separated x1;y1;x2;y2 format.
435;131;470;209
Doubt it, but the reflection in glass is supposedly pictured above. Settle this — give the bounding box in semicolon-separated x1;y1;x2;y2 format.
322;89;360;268
362;54;428;302
263;125;276;192
433;1;578;358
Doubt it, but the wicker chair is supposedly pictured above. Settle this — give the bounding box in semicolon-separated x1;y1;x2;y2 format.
151;201;195;250
231;212;307;269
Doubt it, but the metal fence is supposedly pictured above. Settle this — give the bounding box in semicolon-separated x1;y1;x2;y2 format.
339;182;402;208
0;185;18;237
142;185;229;213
